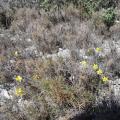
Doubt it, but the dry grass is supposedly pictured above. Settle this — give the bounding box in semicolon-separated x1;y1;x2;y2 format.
1;3;120;120
9;7;94;55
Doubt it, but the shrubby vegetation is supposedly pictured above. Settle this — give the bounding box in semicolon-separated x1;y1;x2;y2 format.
39;0;118;15
102;8;116;30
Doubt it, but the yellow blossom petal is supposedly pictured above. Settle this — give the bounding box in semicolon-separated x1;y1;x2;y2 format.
96;69;103;75
80;60;87;67
96;47;102;52
15;76;22;82
15;88;24;96
93;64;99;70
102;76;109;82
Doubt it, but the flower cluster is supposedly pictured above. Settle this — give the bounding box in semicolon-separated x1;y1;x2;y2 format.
15;75;22;82
80;47;109;83
15;87;24;96
80;60;87;67
15;75;24;96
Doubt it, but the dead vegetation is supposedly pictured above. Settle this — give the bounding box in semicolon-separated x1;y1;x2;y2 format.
1;1;120;120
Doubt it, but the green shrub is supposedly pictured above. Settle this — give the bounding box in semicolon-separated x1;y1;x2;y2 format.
39;0;118;15
39;0;65;11
96;0;117;9
102;8;116;30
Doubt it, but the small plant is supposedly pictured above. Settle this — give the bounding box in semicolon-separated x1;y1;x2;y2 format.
40;0;51;11
95;47;102;52
102;76;109;82
96;68;103;75
102;8;116;30
81;47;110;84
15;87;24;96
93;64;99;71
15;75;23;82
80;60;88;68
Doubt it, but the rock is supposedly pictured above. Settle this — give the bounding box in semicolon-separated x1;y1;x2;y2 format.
58;48;71;59
0;89;11;99
23;45;38;57
44;48;71;61
114;41;120;56
110;78;120;96
101;40;111;56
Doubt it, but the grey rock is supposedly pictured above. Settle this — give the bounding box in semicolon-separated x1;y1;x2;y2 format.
110;79;120;96
0;89;11;100
44;48;71;61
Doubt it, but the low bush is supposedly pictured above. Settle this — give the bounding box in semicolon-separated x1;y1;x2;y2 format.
102;8;116;30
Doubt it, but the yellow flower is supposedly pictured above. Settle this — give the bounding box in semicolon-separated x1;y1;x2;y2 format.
15;88;24;96
80;60;87;67
96;69;103;75
96;47;102;52
15;51;18;56
102;76;109;82
93;64;99;70
15;76;22;82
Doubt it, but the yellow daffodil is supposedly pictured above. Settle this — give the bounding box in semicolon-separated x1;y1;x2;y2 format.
80;60;87;67
102;76;109;82
15;75;22;82
15;88;24;96
93;64;99;70
96;69;103;75
95;47;102;52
